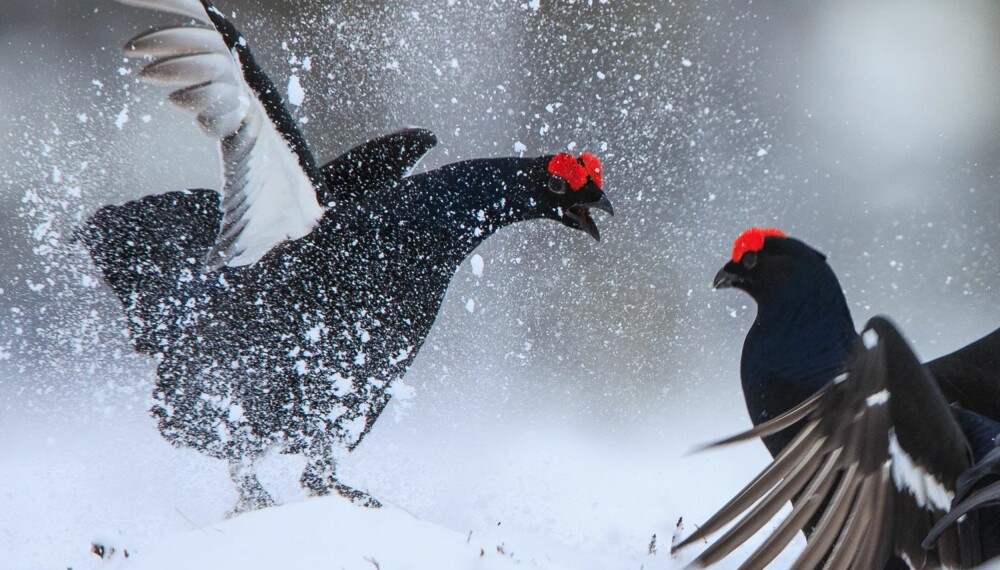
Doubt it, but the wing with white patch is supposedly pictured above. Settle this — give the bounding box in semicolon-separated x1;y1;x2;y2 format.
673;316;981;569
118;0;325;269
926;444;1000;550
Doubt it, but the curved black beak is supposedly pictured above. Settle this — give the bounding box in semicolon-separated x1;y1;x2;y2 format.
564;193;614;241
713;266;740;289
589;194;614;216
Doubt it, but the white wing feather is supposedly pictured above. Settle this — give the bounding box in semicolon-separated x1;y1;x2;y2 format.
116;0;211;23
118;0;324;269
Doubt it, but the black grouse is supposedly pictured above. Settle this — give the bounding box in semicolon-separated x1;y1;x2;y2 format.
672;228;1000;568
81;0;612;512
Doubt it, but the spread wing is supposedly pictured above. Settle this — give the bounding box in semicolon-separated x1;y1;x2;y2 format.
925;444;1000;550
118;0;325;269
674;317;981;569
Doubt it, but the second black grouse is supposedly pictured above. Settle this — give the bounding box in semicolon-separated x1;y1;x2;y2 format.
673;228;1000;568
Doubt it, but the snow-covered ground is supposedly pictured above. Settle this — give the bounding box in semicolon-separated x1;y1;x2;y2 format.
0;359;804;570
98;496;622;570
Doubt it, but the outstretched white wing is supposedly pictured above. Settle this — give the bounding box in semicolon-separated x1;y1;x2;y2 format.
119;0;325;269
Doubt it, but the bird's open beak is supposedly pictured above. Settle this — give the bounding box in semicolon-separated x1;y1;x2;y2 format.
713;266;740;289
589;194;615;216
564;194;614;241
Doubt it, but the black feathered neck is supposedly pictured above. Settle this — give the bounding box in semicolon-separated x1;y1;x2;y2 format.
395;156;557;265
740;240;859;455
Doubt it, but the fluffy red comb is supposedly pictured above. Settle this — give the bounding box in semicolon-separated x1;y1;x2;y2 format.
547;153;603;191
732;227;787;262
580;152;603;189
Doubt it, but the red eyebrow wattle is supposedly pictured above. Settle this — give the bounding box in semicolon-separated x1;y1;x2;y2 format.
731;227;787;262
547;152;602;191
580;152;602;189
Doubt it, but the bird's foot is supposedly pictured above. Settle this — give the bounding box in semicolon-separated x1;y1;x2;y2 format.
226;455;275;517
303;476;382;508
226;489;276;518
334;482;382;508
300;457;381;507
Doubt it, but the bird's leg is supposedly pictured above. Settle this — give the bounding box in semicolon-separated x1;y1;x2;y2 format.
227;455;275;516
332;480;382;508
300;453;381;508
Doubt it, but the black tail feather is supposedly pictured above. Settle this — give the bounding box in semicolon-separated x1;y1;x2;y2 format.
80;189;221;354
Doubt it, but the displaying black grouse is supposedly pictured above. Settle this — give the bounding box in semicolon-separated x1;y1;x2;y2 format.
673;228;1000;568
82;0;612;512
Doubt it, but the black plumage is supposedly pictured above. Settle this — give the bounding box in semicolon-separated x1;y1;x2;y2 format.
674;229;1000;568
82;0;612;512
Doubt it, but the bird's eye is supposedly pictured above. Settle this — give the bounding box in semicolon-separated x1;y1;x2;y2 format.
742;251;758;269
548;176;568;194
